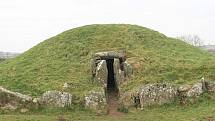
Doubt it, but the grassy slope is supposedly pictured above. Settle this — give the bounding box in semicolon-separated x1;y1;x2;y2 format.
0;24;215;96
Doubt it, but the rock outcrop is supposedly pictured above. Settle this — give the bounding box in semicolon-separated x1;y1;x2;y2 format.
177;82;204;104
120;81;214;109
187;82;203;97
37;90;72;107
85;91;107;114
120;83;178;108
138;83;177;107
0;86;32;110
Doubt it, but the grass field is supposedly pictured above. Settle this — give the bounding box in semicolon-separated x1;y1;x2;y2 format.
1;98;215;121
1;24;215;121
0;24;215;97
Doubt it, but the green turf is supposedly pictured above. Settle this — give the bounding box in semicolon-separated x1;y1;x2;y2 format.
0;24;215;96
1;97;215;121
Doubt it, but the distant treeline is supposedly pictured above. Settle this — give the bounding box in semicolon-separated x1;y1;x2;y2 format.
200;45;215;54
0;52;20;59
0;52;20;63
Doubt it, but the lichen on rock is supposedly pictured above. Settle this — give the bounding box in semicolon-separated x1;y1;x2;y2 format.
0;86;32;111
138;83;177;107
120;83;178;108
85;91;107;114
38;90;72;107
187;82;203;97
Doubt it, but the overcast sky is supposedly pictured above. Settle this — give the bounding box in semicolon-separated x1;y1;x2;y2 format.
0;0;214;52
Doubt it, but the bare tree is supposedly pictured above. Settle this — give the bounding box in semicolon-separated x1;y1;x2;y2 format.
177;34;204;47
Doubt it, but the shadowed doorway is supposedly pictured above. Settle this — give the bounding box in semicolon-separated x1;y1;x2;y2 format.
106;59;118;93
91;50;129;115
106;59;120;114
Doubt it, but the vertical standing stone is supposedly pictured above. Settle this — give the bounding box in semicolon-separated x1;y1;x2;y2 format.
95;60;108;87
113;58;121;86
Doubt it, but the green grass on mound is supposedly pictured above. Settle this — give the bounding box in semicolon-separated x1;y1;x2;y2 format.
0;24;215;96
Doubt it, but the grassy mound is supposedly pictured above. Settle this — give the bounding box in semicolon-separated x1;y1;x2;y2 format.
0;24;215;96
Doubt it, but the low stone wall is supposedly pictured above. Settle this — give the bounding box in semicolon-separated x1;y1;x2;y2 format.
0;88;73;112
1;80;215;113
120;80;214;109
0;86;32;111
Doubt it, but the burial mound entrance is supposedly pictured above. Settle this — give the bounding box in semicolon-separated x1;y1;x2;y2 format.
91;50;132;114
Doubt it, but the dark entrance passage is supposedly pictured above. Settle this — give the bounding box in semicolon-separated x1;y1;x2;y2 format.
91;50;129;115
106;59;118;93
106;59;122;115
